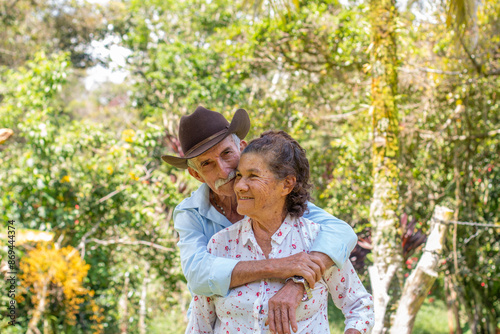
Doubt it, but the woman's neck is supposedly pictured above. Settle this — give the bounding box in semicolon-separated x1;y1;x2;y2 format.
250;211;287;258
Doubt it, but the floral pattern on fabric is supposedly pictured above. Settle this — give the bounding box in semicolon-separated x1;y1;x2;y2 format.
186;215;374;334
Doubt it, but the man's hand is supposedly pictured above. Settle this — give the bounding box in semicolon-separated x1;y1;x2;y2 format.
345;329;361;334
230;251;332;290
309;251;334;268
271;252;326;288
266;279;303;334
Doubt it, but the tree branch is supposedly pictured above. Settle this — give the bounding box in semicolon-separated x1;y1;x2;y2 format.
458;33;482;75
87;238;175;252
416;128;500;141
485;69;500;77
321;108;366;121
450;128;500;141
399;65;462;76
73;162;158;257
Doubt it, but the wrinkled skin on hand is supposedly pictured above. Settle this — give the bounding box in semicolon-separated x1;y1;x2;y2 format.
265;251;332;334
266;282;363;334
273;252;326;288
266;279;303;334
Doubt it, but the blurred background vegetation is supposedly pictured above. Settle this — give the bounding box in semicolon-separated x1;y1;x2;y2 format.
0;0;498;333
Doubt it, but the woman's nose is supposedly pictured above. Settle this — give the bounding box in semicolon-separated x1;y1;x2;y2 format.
234;177;247;192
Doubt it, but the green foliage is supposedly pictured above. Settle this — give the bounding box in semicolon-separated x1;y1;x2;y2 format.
121;0;251;120
0;0;108;68
0;52;185;333
0;0;498;332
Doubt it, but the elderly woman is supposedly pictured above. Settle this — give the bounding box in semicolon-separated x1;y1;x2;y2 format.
186;131;374;334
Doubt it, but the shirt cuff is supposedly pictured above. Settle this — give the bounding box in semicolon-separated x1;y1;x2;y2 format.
309;226;351;269
208;256;240;297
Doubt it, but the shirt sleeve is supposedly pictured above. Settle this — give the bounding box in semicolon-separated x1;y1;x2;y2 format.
303;202;357;268
185;295;216;333
324;261;375;333
174;208;239;297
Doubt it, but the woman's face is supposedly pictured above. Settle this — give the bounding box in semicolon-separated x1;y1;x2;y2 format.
234;152;291;220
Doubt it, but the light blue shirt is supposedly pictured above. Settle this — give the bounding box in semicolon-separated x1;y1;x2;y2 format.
174;183;357;297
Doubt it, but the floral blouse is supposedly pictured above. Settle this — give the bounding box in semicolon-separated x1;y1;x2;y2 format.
186;215;374;334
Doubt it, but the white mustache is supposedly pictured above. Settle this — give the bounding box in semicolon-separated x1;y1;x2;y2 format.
215;171;236;190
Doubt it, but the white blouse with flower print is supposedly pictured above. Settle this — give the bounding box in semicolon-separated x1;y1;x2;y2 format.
186;215;374;334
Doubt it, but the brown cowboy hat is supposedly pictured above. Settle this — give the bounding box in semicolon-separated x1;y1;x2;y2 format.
161;106;250;169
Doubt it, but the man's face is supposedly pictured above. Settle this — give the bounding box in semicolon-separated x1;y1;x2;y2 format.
188;136;246;197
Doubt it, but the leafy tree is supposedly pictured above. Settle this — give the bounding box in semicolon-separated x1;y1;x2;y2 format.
20;243;104;334
0;0;109;68
0;52;185;333
1;0;498;332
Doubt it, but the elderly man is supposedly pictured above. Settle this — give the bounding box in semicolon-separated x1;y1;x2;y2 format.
162;106;358;334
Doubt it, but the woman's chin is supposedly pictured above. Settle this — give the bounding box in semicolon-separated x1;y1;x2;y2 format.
236;203;253;217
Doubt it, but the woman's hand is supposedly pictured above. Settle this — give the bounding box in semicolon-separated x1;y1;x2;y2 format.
266;279;303;334
345;329;362;334
264;252;329;334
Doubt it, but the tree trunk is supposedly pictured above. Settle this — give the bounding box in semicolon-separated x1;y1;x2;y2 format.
390;206;454;334
444;275;462;334
367;0;401;332
27;278;48;334
138;263;150;334
119;273;130;334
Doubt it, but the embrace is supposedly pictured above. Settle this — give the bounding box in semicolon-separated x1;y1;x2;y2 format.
162;106;374;334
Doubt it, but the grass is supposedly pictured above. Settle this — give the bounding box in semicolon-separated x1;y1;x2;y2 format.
149;305;189;334
412;299;451;334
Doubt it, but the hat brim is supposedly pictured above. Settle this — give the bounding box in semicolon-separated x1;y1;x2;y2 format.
161;108;250;169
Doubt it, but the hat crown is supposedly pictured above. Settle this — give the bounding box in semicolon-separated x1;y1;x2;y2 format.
179;106;229;155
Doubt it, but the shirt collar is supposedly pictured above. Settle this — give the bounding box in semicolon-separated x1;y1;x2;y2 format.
241;214;297;247
271;214;296;245
176;183;231;227
240;216;254;247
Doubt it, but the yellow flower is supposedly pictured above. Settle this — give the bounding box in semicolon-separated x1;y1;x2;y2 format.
61;175;71;183
129;172;139;181
122;129;136;143
19;244;95;328
106;165;113;174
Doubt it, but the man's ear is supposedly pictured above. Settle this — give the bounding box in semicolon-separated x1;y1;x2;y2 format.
239;140;248;152
282;175;296;196
188;166;205;184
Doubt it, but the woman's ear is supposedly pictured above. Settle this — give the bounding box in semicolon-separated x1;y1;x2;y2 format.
282;175;296;196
